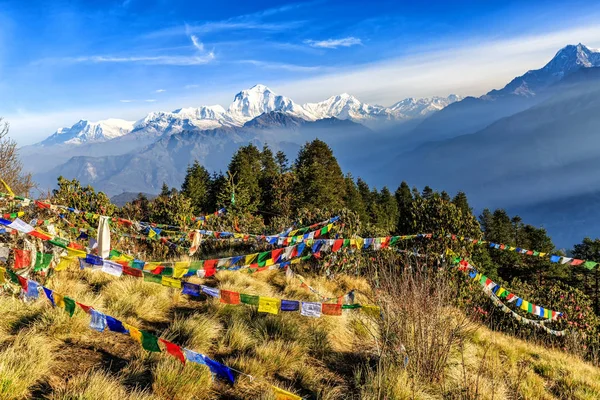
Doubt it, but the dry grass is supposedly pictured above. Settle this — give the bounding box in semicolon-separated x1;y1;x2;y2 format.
1;263;600;399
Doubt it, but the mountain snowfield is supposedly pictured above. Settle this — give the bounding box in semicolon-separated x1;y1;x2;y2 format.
36;84;461;146
41;118;136;146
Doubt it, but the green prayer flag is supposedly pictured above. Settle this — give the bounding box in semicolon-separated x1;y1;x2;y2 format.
320;225;328;235
109;249;122;259
34;253;53;272
240;293;259;305
189;261;204;269
143;272;162;284
49;237;70;249
63;296;76;317
7;269;20;285
160;267;174;276
343;239;350;248
390;236;399;246
342;304;362;309
141;330;161;352
257;251;270;267
584;261;598;270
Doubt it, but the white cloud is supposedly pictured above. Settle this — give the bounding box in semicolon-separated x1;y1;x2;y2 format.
145;99;156;102
190;35;204;52
278;25;600;105
184;84;200;89
155;89;166;93
304;37;362;49
239;59;322;72
119;99;134;103
39;53;215;66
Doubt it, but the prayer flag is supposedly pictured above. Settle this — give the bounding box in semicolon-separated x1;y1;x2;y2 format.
141;330;161;352
64;296;76;317
126;324;142;343
182;282;201;297
143;272;162;284
301;302;322;318
13;249;31;269
26;279;39;299
161;276;182;289
90;310;107;332
204;356;235;383
184;348;207;365
281;300;299;311
160;339;185;364
43;287;55;306
273;386;302;400
258;297;280;314
322;303;342;316
220;290;241;305
106;315;129;334
240;293;259;305
201;286;220;298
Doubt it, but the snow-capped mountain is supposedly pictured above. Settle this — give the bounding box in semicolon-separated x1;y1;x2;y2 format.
303;93;392;122
487;43;600;98
37;84;459;147
389;95;462;118
228;84;316;122
40;119;135;146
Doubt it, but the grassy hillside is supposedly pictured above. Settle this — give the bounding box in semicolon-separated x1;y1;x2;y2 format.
1;264;600;400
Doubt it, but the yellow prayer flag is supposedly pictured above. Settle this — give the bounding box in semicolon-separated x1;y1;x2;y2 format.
0;267;5;283
173;261;190;278
361;305;381;317
496;288;505;297
258;296;280;315
245;253;258;265
67;248;87;258
0;179;15;196
54;293;66;308
520;301;529;312
291;258;301;264
161;276;182;289
356;237;364;249
125;324;142;343
349;239;357;247
289;229;298;237
56;257;75;271
143;262;161;271
272;386;302;400
265;258;274;267
539;252;547;257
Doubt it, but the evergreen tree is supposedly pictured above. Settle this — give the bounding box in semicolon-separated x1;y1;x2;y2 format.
343;174;367;224
422;185;434;199
160;182;170;197
452;191;471;216
357;178;373;225
207;172;227;211
378;186;398;233
181;160;211;214
293;139;346;210
395;181;413;234
275;150;289;173
228;144;262;211
440;190;451;201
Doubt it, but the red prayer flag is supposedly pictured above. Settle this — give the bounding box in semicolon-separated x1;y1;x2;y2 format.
332;239;343;252
571;259;584;266
17;275;28;291
14;249;31;269
159;339;185;364
322;303;342;316
271;248;283;263
76;302;93;313
220;290;241;304
35;200;51;209
381;236;391;248
149;265;165;275
29;230;52;240
203;259;217;277
123;265;143;277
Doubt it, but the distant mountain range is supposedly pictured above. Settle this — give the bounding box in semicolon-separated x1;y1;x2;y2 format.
17;43;600;247
33;84;460;148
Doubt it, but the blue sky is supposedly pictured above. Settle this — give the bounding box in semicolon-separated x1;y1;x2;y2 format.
2;0;600;144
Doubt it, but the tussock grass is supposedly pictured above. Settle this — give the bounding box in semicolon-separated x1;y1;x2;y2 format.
3;261;600;399
0;332;56;399
49;369;152;400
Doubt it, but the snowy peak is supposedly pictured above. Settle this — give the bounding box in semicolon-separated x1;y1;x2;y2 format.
303;93;389;122
389;95;462;118
487;43;600;98
227;84;314;121
41;119;135;146
543;43;600;76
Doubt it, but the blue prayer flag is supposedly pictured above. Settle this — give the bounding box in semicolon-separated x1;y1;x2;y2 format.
105;315;129;334
43;287;55;306
182;282;201;297
281;300;300;311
